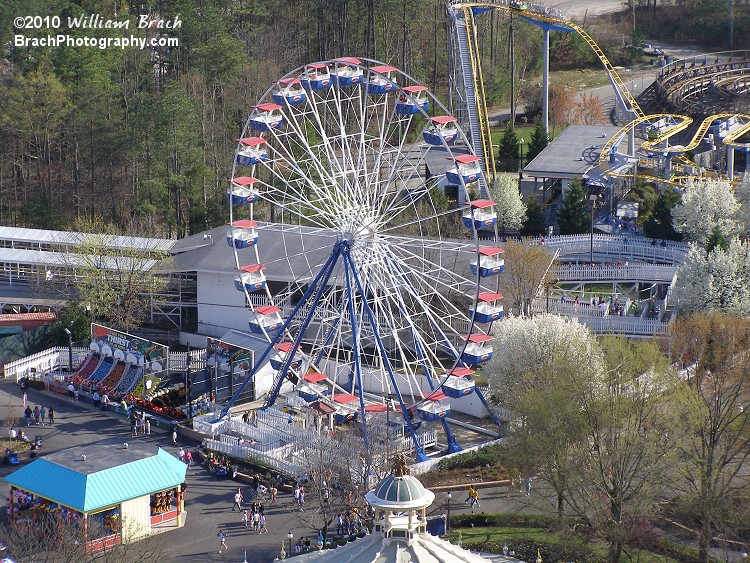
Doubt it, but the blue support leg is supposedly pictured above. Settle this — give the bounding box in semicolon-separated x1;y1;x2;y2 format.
474;386;505;437
344;250;429;463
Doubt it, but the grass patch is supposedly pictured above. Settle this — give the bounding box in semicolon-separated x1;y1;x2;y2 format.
548;68;612;90
446;525;686;563
490;126;534;148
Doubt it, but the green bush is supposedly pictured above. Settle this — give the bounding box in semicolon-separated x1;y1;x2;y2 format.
436;444;505;471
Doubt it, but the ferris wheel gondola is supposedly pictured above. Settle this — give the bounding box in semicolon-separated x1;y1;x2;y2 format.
221;57;506;461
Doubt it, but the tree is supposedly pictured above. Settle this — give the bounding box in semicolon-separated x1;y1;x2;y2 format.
548;83;576;133
64;219;170;331
732;179;750;237
643;188;682;241
490;315;602;517
671;178;739;245
489;174;526;234
496;125;520;172
495;240;555;317
556;179;590;235
520;196;545;237
573;92;605;125
669;313;750;562
677;239;750;315
525;121;549;163
566;337;679;563
705;224;729;253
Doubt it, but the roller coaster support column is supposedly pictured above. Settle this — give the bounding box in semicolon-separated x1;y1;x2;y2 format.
665;155;673;181
628;127;635;157
727;146;735;181
519;17;572;137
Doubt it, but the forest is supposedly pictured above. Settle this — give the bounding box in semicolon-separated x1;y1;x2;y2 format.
0;0;744;237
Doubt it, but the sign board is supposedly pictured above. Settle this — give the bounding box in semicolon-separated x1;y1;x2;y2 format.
89;323;169;373
205;338;253;375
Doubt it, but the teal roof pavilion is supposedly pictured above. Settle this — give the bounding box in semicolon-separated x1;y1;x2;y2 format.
4;439;186;513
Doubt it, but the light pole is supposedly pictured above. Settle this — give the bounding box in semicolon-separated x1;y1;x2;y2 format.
519;137;525;171
446;492;452;531
288;530;294;555
64;328;73;372
589;194;598;264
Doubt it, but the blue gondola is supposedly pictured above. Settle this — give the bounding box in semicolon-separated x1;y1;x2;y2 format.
367;65;398;95
234;263;267;293
298;383;329;403
272;77;307;106
462;199;497;230
423;116;459;145
469;246;505;277
300;63;332;91
332;57;364;87
395;85;430;115
226;220;259;249
334;408;358;425
249;103;284;132
248;305;283;334
461;333;494;365
446;154;482;185
270;342;304;371
235;137;268;166
417;393;451;421
228;176;261;206
470;292;504;323
441;367;477;398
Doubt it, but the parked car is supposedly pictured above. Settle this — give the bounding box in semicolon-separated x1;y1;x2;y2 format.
642;43;664;56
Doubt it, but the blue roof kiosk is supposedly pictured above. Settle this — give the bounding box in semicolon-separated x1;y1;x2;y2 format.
4;439;187;553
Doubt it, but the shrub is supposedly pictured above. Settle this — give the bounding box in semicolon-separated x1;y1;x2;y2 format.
449;513;573;529
436;444;506;471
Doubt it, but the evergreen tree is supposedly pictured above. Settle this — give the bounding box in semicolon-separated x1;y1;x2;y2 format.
496;125;520;172
521;196;545;236
643;190;682;241
525;120;549;162
556;179;590;235
705;225;729;253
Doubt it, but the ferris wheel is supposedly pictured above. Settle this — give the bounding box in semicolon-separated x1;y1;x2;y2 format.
222;57;505;461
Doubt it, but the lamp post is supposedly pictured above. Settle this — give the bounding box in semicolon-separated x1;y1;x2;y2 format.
589;194;598;264
186;344;192;420
64;328;73;372
446;492;452;531
288;530;294;555
519;137;525;171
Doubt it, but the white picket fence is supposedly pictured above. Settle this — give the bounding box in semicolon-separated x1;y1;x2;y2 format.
205;437;302;476
4;346;89;380
555;263;676;283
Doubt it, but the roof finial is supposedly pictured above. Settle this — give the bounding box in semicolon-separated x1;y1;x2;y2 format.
392;453;409;477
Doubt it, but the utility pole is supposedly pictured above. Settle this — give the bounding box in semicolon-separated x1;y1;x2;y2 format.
509;13;516;125
729;0;734;49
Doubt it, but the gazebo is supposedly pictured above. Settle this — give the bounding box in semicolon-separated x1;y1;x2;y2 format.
4;439;187;552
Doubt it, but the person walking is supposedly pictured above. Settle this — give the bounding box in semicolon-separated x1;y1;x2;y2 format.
469;486;480;511
101;393;109;411
33;406;40;425
48;407;54;425
24;406;32;426
145;418;151;435
258;513;268;534
232;488;243;511
39;406;46;426
464;484;476;505
185;450;192;469
178;447;185;462
217;529;228;553
172;427;177;445
241;509;248;527
525;476;532;496
270;484;277;504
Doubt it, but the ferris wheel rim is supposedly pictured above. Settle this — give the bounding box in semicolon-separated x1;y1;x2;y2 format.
225;57;503;435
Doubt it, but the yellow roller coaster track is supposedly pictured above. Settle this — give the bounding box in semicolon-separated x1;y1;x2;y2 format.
451;1;750;186
451;1;644;182
462;6;498;184
598;113;750;187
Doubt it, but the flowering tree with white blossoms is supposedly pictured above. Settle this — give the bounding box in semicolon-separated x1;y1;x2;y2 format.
677;239;750;315
732;179;750;237
489;174;526;234
671;178;739;244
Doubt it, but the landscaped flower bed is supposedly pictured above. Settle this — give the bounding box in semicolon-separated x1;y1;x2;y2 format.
124;387;188;420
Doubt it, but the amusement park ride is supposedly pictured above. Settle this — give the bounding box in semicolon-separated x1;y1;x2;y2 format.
216;1;749;463
447;0;750;187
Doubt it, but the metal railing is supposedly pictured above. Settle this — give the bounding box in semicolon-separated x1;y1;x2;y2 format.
555;263;676;283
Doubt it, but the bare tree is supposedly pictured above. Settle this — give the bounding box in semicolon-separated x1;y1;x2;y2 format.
62;219;170;332
496;239;555;317
669;312;750;562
